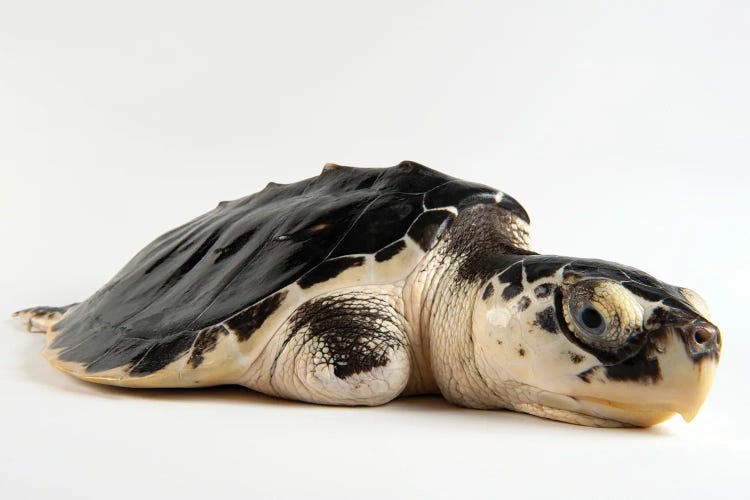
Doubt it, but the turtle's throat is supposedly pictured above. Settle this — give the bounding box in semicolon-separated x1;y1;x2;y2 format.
405;247;503;408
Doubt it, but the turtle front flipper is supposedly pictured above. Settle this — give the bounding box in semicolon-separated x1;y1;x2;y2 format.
259;288;411;406
12;304;78;333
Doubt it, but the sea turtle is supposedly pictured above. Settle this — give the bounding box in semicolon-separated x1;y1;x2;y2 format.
14;161;721;427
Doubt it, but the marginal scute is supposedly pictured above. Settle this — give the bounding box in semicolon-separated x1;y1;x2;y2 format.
297;257;365;289
225;291;288;341
129;332;197;376
375;240;407;262
188;325;227;368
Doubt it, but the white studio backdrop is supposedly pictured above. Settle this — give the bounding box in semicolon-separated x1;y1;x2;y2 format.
1;2;748;499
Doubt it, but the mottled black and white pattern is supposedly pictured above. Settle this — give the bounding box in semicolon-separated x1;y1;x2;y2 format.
276;293;405;380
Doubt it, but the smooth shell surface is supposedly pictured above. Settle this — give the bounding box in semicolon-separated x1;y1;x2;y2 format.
49;161;530;376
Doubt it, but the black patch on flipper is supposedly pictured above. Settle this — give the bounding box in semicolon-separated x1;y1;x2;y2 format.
225;291;288;341
129;332;198;376
517;296;531;311
498;262;523;300
534;307;558;334
375;240;406;262
534;283;554;299
188;325;227;368
280;293;404;380
482;282;495;300
407;210;455;251
518;347;526;357
297;257;365;289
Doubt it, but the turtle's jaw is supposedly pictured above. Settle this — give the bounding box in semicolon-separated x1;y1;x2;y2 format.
524;359;718;427
571;374;715;427
564;327;720;427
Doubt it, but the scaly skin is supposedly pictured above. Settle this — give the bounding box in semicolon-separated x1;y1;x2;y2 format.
407;249;500;409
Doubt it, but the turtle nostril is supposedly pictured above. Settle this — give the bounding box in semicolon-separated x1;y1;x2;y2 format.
693;327;715;345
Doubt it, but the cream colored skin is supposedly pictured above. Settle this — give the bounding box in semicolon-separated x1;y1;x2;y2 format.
470;273;716;427
15;209;719;427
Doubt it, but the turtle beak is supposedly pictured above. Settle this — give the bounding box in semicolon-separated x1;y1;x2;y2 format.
671;321;721;422
570;321;721;427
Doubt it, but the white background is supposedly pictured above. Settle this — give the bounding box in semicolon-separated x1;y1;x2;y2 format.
1;1;748;498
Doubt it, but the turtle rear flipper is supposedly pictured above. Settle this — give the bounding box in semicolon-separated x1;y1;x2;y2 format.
12;304;78;333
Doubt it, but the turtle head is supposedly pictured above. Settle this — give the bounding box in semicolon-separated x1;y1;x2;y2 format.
473;256;721;427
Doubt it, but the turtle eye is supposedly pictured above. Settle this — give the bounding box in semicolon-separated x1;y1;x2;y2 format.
575;305;606;336
562;279;645;350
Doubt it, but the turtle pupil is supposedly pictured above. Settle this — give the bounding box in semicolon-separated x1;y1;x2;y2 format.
581;307;603;330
